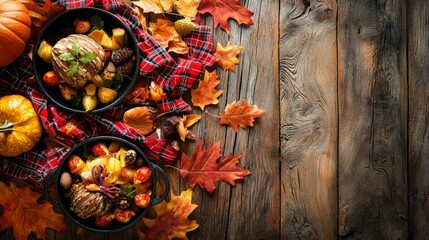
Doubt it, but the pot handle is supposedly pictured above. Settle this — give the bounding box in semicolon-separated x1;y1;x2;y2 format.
43;169;59;208
151;163;170;205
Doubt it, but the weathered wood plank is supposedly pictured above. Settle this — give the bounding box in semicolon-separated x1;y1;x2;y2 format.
184;0;281;239
337;0;408;238
182;8;235;240
225;0;280;238
280;0;338;239
408;0;429;238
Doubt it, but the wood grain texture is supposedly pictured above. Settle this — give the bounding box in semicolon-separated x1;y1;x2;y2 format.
3;0;429;239
408;0;429;238
225;0;280;239
280;0;338;239
337;0;408;239
183;13;234;239
182;0;281;239
182;5;243;240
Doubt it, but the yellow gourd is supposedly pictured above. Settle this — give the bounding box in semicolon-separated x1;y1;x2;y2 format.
0;95;42;157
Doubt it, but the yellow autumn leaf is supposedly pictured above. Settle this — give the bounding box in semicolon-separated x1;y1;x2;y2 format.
175;0;199;18
160;0;174;12
169;35;189;54
132;0;163;13
149;19;188;54
214;41;244;72
191;70;223;110
149;19;175;48
139;189;199;240
177;114;201;141
133;6;148;32
183;114;202;128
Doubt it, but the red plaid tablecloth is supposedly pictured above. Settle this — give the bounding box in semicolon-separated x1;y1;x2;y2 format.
0;0;215;188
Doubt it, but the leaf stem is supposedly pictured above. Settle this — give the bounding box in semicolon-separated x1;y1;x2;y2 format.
161;12;196;20
155;111;171;120
164;165;181;171
204;110;221;118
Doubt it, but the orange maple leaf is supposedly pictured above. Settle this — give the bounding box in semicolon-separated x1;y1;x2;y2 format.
149;19;189;54
198;0;254;34
0;182;67;240
18;0;65;39
191;70;223;110
139;189;199;240
219;100;264;132
214;42;244;72
174;0;199;18
180;140;251;193
123;106;158;135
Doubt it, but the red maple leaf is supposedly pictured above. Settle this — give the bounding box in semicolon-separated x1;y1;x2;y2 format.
139;189;199;240
0;182;67;240
198;0;254;34
180;139;251;193
219;100;264;132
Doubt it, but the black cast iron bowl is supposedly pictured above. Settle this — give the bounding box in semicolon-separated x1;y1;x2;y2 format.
33;7;139;114
43;136;170;233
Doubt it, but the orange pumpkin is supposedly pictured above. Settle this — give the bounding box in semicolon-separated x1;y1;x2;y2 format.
0;0;32;67
0;95;42;157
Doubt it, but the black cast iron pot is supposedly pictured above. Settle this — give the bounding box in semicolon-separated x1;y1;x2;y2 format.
44;136;169;233
33;7;139;114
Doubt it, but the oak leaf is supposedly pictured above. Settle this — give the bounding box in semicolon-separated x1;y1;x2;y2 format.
191;70;223;110
0;182;67;240
214;42;243;72
218;100;264;132
198;0;254;34
149;19;189;54
180;140;251;193
123;106;158;135
174;0;199;18
18;0;65;39
177;114;201;141
139;189;199;240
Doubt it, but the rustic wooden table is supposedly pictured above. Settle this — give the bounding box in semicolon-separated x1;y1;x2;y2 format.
2;0;428;239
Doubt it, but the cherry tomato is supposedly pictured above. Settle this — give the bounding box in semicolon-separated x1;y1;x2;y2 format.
134;193;150;208
68;155;85;173
95;213;114;227
114;208;135;223
133;166;151;184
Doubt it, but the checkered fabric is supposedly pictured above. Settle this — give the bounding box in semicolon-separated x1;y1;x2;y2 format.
0;0;215;188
